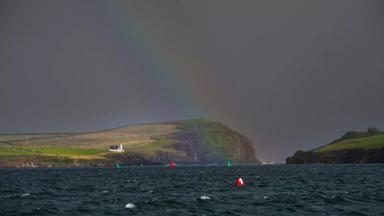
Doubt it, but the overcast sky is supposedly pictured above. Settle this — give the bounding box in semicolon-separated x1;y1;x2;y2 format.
1;0;384;162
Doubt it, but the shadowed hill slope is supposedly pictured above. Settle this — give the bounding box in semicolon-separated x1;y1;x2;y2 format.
0;119;259;167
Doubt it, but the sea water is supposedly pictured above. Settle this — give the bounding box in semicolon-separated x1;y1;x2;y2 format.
0;164;383;215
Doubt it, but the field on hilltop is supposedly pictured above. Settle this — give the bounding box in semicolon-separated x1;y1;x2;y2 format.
314;134;384;153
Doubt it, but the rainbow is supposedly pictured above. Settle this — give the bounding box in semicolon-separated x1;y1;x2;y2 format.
100;1;228;120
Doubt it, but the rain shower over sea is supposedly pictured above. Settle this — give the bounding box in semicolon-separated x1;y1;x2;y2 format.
1;165;383;215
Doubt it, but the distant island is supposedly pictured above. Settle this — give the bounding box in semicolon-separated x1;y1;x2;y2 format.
0;119;259;168
286;127;384;164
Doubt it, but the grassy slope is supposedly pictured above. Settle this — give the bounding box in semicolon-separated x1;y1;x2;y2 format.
0;119;257;166
0;123;179;162
286;130;384;164
313;134;384;153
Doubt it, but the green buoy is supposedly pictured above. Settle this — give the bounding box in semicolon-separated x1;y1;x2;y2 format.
116;162;121;169
227;160;232;167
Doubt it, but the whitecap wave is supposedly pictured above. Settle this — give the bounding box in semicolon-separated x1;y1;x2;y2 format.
20;193;30;197
125;203;136;209
200;195;210;200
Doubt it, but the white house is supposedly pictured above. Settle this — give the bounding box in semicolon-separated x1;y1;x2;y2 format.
109;144;124;153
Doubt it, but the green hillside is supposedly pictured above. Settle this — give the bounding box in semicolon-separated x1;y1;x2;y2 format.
0;119;259;168
286;128;384;164
314;134;384;153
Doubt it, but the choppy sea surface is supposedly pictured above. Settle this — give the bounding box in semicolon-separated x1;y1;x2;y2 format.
1;164;383;215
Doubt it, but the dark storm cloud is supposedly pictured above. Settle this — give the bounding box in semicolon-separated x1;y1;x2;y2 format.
1;0;383;162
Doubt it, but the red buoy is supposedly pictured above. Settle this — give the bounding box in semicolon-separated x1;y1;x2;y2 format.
169;161;175;168
236;177;245;187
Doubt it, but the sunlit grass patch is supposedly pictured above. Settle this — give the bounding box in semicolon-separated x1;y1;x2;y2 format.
0;146;105;156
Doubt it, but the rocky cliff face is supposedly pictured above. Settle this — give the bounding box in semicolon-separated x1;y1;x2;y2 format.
108;120;260;165
164;120;259;164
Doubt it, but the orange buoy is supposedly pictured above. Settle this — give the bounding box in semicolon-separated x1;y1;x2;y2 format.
236;177;245;187
169;161;175;168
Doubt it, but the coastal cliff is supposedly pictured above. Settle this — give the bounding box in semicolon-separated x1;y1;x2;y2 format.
0;119;259;168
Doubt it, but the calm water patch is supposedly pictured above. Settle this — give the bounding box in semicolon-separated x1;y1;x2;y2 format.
0;165;383;215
